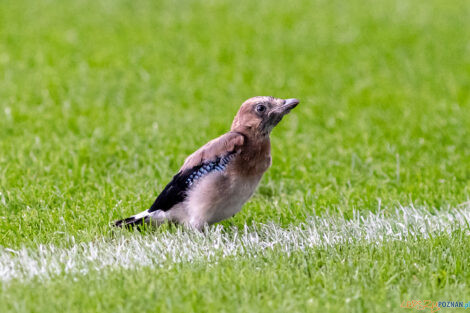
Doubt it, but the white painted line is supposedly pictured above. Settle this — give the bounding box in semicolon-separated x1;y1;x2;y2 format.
0;205;469;282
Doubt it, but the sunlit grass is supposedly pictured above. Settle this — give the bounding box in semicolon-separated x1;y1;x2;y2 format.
0;0;469;311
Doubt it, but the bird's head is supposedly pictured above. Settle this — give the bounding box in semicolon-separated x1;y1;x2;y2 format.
231;96;299;137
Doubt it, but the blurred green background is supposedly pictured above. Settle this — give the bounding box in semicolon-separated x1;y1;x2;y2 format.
1;0;470;312
0;0;469;246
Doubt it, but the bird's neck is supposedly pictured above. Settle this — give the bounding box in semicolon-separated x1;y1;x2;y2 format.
231;130;272;177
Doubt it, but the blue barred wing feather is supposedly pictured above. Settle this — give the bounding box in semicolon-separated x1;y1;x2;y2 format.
148;132;244;213
148;153;235;213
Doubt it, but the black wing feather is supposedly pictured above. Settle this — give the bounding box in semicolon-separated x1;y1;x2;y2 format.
148;154;235;213
148;169;193;213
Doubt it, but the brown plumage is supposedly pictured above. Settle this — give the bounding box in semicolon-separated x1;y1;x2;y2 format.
114;96;299;230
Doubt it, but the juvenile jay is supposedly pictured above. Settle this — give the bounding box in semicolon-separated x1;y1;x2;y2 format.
114;96;299;230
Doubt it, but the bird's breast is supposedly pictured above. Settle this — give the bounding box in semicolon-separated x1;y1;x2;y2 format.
185;168;263;226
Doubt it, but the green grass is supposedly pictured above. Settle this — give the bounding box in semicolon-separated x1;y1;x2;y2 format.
2;232;470;313
0;0;469;311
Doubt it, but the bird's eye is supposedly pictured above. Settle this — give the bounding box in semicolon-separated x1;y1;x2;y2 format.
255;104;266;113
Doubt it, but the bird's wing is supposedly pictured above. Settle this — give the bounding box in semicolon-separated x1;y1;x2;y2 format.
148;131;245;213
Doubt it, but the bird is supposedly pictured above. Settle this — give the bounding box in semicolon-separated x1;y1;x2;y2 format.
114;96;299;231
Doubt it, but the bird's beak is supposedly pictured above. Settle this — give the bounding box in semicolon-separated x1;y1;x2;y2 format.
269;98;299;117
264;98;299;131
276;98;299;115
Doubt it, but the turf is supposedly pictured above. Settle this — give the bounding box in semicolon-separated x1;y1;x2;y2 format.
0;0;469;311
2;233;470;313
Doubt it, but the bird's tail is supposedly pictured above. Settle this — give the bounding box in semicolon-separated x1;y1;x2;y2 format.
114;210;150;228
